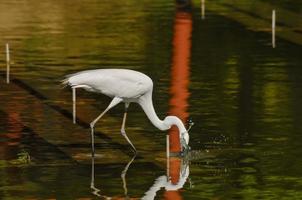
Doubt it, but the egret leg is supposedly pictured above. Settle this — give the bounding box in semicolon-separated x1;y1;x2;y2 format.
121;154;136;197
121;103;137;153
90;97;122;156
90;154;101;197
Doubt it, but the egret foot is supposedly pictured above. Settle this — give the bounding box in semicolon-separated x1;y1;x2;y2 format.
121;130;137;154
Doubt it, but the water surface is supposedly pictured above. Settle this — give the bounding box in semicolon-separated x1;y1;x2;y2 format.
0;0;302;199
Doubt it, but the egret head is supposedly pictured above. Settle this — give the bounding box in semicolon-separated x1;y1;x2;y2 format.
164;116;190;152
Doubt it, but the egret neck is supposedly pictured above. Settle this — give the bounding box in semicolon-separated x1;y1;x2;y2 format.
138;91;190;150
138;91;170;131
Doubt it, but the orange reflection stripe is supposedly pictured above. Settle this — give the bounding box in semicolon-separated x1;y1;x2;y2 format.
169;12;192;153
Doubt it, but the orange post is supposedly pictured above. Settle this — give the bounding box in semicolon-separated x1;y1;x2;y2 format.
169;11;192;153
165;1;192;199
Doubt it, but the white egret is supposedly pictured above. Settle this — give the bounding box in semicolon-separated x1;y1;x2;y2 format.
63;69;190;154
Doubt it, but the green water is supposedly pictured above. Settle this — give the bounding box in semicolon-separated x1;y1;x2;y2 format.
0;0;302;199
260;0;302;13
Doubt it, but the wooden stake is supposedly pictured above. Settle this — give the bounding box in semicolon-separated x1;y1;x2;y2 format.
6;43;10;84
166;135;170;181
72;87;76;124
201;0;205;20
272;10;276;48
166;134;170;181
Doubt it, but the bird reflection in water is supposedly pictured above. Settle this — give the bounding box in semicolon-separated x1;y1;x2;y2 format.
90;154;190;199
90;154;136;199
142;156;191;200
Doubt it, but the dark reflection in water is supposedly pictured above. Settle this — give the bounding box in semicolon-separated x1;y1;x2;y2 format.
1;0;302;199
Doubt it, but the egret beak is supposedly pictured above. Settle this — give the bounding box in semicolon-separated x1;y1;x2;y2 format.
180;136;191;154
187;119;194;132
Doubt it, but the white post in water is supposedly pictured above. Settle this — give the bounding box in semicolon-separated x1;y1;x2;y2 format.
72;87;76;124
6;43;10;84
166;134;170;158
201;0;205;20
166;134;170;181
272;10;276;48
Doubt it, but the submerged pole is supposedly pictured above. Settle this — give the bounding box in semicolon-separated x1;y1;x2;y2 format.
6;43;10;84
72;87;76;124
166;134;170;158
166;134;170;181
272;10;276;48
201;0;205;20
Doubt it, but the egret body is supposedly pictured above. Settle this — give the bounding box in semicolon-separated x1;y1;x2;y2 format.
63;69;190;153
